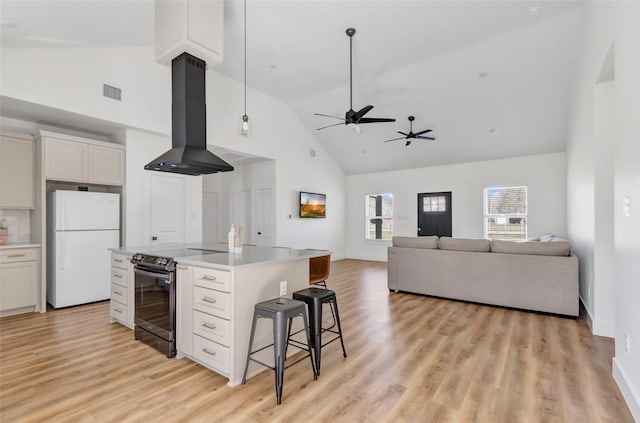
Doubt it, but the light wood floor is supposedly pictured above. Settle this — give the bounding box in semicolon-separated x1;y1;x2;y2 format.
0;259;633;422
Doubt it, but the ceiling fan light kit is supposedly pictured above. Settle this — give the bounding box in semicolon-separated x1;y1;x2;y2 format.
384;116;436;146
314;27;396;131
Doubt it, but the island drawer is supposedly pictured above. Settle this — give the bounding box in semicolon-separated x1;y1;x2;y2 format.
111;268;128;287
193;286;230;319
193;310;230;346
110;301;128;321
0;248;38;264
193;334;230;374
111;255;129;270
110;284;127;305
193;267;230;293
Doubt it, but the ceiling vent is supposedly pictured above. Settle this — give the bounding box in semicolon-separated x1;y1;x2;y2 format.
103;84;122;101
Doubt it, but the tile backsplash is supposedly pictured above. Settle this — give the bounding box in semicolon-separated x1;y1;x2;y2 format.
0;209;31;243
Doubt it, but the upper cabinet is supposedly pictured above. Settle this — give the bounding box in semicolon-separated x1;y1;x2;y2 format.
40;131;124;186
155;0;224;67
0;132;34;209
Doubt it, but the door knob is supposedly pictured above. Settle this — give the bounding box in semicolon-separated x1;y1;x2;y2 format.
257;232;262;235
152;236;158;241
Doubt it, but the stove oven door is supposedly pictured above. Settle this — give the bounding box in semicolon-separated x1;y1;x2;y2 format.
134;266;175;342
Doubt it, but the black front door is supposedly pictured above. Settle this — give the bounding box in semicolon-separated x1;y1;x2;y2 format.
417;192;452;237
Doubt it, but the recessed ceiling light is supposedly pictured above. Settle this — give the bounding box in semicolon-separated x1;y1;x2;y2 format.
529;6;541;16
478;71;489;79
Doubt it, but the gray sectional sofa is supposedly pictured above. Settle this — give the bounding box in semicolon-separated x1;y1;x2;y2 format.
387;236;579;316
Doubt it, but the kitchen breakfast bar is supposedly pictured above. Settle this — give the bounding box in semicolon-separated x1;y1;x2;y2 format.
109;244;330;387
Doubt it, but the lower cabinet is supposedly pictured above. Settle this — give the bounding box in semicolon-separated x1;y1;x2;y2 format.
0;248;39;316
110;253;134;328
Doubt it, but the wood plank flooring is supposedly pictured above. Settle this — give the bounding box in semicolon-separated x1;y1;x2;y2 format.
0;259;633;422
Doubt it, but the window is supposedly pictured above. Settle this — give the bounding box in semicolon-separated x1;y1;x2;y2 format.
423;195;447;212
484;186;527;240
366;194;393;240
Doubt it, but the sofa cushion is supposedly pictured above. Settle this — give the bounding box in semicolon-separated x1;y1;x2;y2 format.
392;236;439;249
439;237;491;252
491;239;571;256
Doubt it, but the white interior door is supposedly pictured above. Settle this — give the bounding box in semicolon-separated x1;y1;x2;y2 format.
255;187;274;247
203;191;219;244
231;190;251;245
150;174;185;244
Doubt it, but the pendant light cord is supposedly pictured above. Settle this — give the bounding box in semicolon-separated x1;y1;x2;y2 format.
243;0;247;117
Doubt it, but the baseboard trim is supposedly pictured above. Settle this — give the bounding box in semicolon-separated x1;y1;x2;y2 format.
579;296;614;337
345;254;387;262
330;254;346;261
613;358;640;422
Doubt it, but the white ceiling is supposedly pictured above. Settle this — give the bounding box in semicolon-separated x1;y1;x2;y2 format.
0;0;585;175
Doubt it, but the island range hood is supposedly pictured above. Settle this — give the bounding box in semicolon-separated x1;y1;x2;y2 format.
145;53;233;176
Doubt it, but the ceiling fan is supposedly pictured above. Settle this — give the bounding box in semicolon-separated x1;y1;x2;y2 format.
384;116;435;146
314;28;395;133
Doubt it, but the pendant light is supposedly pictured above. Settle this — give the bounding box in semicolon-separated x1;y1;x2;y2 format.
239;0;251;137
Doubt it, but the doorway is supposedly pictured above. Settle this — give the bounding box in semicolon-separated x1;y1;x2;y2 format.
417;192;452;237
255;187;274;247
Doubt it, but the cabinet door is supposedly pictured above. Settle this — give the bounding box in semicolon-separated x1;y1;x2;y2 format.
0;136;34;209
44;137;88;182
88;145;124;185
0;261;37;311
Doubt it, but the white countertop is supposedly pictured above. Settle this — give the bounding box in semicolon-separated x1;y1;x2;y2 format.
0;242;41;250
109;243;330;270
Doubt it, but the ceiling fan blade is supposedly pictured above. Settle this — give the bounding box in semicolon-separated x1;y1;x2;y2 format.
416;136;436;140
398;131;408;136
355;105;374;121
384;137;406;142
314;113;345;121
316;122;345;130
415;129;433;136
359;117;396;123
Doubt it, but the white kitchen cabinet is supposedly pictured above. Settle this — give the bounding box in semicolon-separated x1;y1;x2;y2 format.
110;253;134;328
88;144;125;185
40;131;124;186
0;247;39;316
155;0;223;67
0;133;34;209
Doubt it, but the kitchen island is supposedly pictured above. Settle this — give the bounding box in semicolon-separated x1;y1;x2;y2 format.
109;243;330;387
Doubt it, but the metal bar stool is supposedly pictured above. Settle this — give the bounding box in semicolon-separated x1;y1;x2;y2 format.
292;287;347;375
242;297;317;405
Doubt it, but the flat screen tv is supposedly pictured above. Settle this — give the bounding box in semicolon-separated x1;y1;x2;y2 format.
300;191;326;218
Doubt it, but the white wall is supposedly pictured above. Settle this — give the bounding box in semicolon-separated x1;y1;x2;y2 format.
566;2;640;419
347;152;566;261
0;46;346;258
124;128;202;247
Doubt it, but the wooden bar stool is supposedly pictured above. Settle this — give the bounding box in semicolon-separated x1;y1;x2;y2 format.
292;287;347;375
242;297;317;405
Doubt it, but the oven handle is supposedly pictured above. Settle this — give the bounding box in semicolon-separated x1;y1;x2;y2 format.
134;267;171;281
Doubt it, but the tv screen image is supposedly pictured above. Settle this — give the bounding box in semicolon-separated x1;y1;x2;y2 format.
300;192;326;218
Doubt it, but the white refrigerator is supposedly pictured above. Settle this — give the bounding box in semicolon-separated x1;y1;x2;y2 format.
47;191;120;308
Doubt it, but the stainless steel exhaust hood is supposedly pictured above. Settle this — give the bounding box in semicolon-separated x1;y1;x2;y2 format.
145;53;233;176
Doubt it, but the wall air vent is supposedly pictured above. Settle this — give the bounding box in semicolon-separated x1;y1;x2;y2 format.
103;84;122;101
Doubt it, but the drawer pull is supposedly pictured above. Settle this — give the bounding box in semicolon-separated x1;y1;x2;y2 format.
113;274;123;278
7;254;26;258
202;322;217;330
202;297;217;304
201;275;217;281
114;259;123;263
201;348;217;356
114;290;123;296
177;265;189;270
114;308;123;313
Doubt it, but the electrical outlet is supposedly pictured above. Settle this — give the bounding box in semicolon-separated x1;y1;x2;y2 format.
624;333;630;354
279;281;287;296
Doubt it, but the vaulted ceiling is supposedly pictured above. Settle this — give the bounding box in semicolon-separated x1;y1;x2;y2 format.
0;0;584;174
